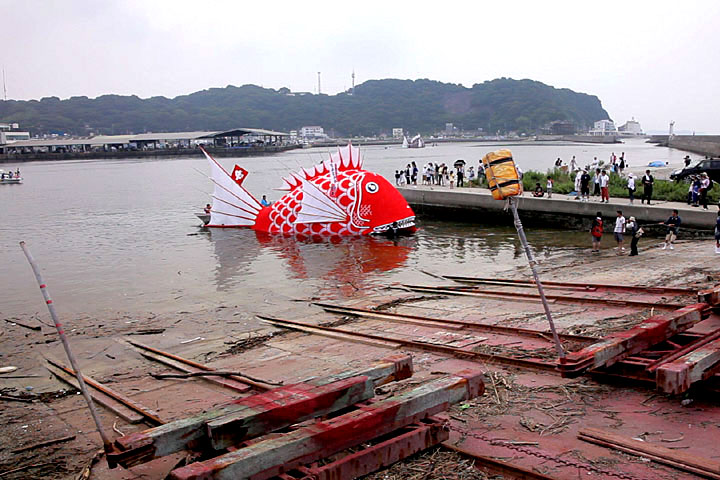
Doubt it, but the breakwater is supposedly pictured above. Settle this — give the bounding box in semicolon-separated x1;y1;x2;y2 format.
647;135;720;157
0;144;301;162
400;186;718;236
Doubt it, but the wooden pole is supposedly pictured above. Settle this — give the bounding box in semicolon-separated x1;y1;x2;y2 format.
19;241;114;453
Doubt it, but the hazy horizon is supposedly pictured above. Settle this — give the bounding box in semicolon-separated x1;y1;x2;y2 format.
2;0;719;134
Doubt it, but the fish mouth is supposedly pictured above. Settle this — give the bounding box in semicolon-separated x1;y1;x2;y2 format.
372;216;416;234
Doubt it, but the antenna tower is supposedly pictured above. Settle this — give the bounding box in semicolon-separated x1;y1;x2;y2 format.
317;72;321;95
2;68;6;101
352;70;355;95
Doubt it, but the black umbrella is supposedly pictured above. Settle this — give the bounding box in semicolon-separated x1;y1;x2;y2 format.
454;159;466;168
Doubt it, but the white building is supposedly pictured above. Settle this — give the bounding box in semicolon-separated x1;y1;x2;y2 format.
0;123;30;144
392;128;403;138
299;126;326;139
589;120;618;136
618;118;644;136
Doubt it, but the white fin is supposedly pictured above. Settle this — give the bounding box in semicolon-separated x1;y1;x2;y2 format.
294;177;347;224
279;143;362;189
202;148;262;227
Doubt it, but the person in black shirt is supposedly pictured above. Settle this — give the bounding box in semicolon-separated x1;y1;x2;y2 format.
641;170;654;204
580;169;591;202
662;209;681;250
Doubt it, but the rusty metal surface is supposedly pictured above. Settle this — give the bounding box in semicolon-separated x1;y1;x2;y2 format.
558;304;709;377
315;302;597;343
443;276;697;296
403;284;688;310
127;340;269;391
260;315;558;372
168;370;485;480
293;419;449;480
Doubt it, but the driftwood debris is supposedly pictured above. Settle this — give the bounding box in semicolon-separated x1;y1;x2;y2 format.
150;370;283;385
12;434;76;453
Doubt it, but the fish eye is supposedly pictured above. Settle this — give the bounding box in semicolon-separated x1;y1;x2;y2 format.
365;182;379;194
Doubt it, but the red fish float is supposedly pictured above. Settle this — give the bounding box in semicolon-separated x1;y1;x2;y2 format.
202;144;416;236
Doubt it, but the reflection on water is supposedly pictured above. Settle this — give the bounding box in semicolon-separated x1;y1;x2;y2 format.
1;140;657;317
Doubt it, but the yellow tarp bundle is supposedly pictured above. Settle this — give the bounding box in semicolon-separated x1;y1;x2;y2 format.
482;149;522;200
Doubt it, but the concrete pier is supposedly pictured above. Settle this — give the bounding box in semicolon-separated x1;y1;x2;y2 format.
399;185;718;233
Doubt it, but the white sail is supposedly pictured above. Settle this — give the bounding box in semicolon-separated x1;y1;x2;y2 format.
402;136;409;148
202;149;262;227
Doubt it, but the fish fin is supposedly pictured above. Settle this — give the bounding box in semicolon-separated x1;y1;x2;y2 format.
279;143;362;188
294;177;347;224
201;147;263;227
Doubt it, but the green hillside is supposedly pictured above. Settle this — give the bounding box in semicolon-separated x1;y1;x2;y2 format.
0;78;610;137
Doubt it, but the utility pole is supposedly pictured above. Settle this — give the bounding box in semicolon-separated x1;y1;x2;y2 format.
352;70;355;95
317;72;321;95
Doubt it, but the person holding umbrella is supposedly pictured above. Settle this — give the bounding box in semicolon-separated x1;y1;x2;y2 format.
454;159;466;187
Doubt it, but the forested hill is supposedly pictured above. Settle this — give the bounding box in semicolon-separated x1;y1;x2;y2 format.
0;78;610;137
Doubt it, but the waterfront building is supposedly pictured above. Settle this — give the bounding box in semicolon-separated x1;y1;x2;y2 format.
299;126;326;140
589;119;618;136
618;117;644;136
0;128;290;154
392;128;404;138
0;123;30;144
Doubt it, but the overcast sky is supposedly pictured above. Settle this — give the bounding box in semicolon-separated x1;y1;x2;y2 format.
2;0;719;133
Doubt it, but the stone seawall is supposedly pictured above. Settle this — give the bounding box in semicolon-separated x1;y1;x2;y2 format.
400;186;718;236
668;135;720;157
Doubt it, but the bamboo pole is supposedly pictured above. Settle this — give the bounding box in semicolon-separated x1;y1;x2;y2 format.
508;197;566;358
19;242;114;453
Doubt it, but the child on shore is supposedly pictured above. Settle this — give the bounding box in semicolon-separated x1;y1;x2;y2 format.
590;212;603;253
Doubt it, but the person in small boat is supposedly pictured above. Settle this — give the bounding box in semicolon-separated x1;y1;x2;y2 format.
260;195;271;207
15;168;20;177
204;203;212;214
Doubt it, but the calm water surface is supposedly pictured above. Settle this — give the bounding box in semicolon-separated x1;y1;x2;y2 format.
0;139;690;317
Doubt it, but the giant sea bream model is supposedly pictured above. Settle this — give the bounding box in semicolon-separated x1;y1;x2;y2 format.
202;144;416;236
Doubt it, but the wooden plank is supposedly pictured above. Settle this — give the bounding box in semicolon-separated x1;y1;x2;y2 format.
47;363;144;424
579;428;720;479
169;370;485;480
656;337;720;394
110;355;413;468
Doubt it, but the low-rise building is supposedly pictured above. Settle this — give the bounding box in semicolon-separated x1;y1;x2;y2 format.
299;126;326;139
589;120;618;136
0;123;30;144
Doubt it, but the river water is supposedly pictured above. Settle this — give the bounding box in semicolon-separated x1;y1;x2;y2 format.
0;139;690;317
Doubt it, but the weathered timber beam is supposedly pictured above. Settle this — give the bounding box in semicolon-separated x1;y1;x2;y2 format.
169;369;485;480
559;304;709;377
699;285;720;306
110;355;412;467
656;336;720;394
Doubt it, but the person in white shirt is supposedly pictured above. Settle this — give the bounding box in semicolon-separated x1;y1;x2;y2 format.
627;174;636;204
546;176;554;198
600;170;610;203
614;210;626;254
574;170;583;199
570;156;578;172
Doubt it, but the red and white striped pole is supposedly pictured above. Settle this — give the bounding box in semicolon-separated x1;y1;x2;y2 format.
19;241;113;452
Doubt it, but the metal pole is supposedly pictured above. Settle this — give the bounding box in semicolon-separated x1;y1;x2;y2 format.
508;198;566;358
19;241;114;451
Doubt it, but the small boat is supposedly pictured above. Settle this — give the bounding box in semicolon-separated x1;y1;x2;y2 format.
408;134;425;148
0;169;22;184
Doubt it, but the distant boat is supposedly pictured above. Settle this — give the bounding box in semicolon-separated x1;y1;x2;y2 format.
408;134;425;149
0;170;22;184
